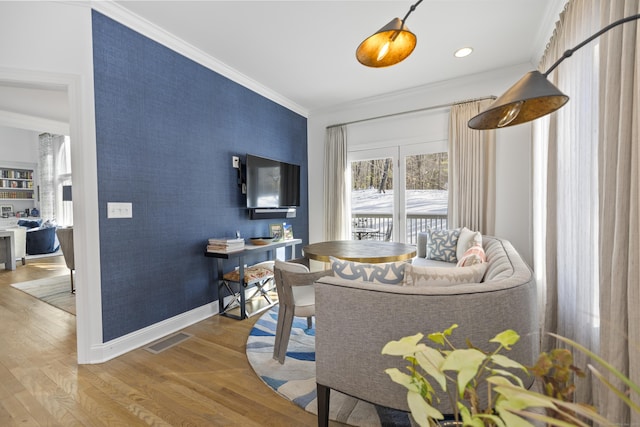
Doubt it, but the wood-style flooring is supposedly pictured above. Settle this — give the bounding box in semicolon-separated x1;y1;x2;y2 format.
0;256;347;426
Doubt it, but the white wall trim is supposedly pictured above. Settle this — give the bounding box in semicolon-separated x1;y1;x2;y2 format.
90;0;308;118
0;66;102;364
87;303;219;363
0;109;69;135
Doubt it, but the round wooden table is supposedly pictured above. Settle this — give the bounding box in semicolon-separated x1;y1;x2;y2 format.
302;240;417;263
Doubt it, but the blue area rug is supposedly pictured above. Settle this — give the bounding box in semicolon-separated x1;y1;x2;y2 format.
246;306;411;426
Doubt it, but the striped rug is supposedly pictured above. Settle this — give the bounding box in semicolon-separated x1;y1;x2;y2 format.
11;275;75;315
246;306;411;426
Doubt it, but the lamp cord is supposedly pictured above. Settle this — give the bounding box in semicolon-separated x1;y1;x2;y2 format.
400;0;424;29
544;13;640;76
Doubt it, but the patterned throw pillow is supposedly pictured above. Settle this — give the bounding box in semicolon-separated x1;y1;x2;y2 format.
456;243;487;267
404;263;487;287
427;228;460;262
330;257;407;285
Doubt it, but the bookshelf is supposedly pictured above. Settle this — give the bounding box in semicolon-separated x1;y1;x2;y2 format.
0;166;35;201
0;164;37;217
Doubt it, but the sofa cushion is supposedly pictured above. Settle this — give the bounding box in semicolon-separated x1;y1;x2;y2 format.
17;219;42;229
403;262;487;287
427;228;460;262
456;242;487;267
330;256;407;285
457;227;482;261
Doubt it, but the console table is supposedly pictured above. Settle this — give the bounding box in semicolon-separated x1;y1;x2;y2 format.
205;238;302;320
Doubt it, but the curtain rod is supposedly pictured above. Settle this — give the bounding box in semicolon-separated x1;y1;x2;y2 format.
326;96;496;129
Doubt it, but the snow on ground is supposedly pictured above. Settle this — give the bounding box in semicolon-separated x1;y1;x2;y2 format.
351;189;447;215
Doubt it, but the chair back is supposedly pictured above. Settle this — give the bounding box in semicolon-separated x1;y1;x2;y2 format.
55;227;74;270
274;259;309;308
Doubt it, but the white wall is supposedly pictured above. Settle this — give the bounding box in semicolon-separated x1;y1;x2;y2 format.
307;64;534;265
0;126;39;164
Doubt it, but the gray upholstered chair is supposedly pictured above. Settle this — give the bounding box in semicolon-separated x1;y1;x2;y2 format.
55;227;75;293
272;259;331;364
314;236;538;425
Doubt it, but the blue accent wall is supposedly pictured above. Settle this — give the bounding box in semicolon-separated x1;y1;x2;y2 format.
92;11;308;341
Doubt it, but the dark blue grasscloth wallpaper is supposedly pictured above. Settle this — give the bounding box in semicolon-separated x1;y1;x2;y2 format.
92;11;308;341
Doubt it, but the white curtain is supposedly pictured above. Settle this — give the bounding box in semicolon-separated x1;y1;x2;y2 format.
38;133;69;223
448;100;496;234
534;0;600;407
597;0;640;423
534;1;640;419
323;126;350;240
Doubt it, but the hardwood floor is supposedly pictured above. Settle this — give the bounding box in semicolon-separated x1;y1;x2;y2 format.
0;257;348;426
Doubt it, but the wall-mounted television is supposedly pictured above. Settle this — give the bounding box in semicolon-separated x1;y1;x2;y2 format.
245;154;300;211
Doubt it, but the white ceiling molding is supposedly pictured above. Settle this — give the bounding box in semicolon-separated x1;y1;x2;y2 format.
91;1;309;117
0;109;69;135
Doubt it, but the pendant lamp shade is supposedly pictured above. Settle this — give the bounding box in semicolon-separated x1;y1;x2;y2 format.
356;18;417;67
468;71;569;130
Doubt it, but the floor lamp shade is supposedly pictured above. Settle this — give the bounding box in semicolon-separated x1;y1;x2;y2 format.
468;14;640;129
468;71;569;130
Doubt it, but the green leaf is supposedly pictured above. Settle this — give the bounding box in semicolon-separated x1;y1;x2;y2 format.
490;354;528;372
414;346;447;391
427;324;458;345
441;348;486;396
588;364;640;414
490;329;520;349
407;390;443;427
457;404;484;427
550;332;640;400
382;333;425;356
488;370;524;388
491;405;535;427
384;368;422;393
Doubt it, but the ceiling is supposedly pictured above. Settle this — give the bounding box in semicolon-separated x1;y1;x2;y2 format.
109;0;563;114
0;0;564;130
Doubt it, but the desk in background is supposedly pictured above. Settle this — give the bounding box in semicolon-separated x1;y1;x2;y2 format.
0;230;16;270
205;238;302;320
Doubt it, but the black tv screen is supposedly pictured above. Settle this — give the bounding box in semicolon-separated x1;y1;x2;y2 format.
246;154;300;208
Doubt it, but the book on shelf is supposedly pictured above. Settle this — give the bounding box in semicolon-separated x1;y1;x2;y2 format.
208;237;244;245
206;237;245;253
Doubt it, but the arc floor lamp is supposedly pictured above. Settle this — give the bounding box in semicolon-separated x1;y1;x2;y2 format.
468;13;640;130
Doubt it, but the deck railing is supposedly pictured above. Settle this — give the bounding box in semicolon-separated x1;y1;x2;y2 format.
352;213;448;244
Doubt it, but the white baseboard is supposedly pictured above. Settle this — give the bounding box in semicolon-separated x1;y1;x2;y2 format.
86;301;219;364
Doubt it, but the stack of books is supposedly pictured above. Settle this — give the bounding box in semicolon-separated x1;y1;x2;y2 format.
206;237;245;253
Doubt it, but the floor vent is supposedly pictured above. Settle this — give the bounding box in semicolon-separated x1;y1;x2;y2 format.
145;332;193;354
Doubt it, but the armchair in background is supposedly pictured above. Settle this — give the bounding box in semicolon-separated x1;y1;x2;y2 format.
55;227;75;293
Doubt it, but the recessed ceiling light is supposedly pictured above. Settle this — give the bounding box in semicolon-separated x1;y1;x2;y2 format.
454;47;473;58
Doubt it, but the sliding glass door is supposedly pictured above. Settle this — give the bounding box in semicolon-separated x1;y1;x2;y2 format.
349;141;447;243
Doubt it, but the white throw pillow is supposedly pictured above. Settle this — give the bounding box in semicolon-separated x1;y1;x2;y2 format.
457;227;483;261
403;263;487;287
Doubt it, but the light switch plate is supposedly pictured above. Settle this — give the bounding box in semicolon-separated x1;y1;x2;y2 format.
107;202;133;218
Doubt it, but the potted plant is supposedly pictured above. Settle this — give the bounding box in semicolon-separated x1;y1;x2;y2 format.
382;324;612;426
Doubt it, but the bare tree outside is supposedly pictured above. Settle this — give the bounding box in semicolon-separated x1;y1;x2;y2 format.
351;153;449;243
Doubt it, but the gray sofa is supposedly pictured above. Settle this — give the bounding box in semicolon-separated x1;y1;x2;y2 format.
314;235;538;425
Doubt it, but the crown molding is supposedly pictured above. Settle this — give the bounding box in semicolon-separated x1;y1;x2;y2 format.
90;1;308;118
